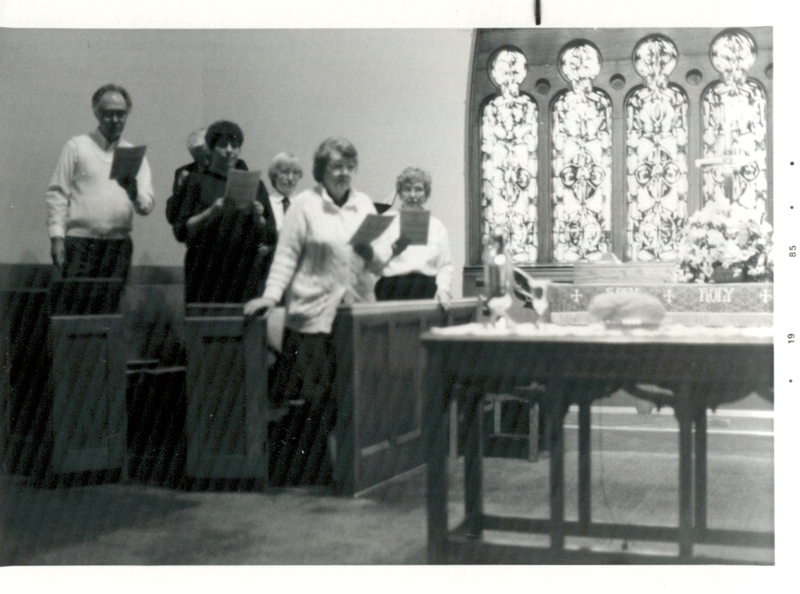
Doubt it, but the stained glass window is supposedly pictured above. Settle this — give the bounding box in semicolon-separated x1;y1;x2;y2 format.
480;48;539;263
552;41;612;262
467;28;771;283
701;29;768;222
626;35;689;262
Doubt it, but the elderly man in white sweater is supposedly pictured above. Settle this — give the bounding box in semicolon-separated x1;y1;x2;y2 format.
46;84;155;281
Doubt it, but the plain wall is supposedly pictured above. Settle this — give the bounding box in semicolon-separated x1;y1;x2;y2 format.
0;29;472;297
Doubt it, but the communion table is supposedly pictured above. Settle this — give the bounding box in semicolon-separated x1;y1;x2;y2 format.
423;322;773;564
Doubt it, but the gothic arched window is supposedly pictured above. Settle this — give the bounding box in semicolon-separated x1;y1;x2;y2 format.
551;41;612;262
626;35;689;262
465;27;772;292
701;29;769;222
480;48;539;263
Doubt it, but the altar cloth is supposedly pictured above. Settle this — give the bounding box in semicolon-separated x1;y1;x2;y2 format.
429;321;774;342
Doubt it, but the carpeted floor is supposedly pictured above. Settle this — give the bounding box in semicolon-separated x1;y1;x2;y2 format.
1;411;774;566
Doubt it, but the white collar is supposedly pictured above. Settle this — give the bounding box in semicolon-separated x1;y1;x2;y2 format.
90;128;121;151
320;185;353;208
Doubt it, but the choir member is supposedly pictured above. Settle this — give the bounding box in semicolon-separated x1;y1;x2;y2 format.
266;152;303;233
244;137;381;485
171;120;277;303
373;167;453;309
46;84;155;282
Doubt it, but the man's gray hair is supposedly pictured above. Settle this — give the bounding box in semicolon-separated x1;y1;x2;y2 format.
91;84;132;112
187;128;207;151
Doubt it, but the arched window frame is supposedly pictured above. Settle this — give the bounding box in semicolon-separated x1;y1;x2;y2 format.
478;45;541;264
464;27;772;292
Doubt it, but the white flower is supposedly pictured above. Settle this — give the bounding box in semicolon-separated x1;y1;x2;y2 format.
676;200;773;283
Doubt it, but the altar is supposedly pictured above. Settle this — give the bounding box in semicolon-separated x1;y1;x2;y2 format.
549;281;773;328
423;322;773;564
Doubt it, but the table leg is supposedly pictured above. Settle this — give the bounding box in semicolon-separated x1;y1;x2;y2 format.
694;402;707;538
549;382;567;562
449;399;458;462
528;401;539;463
463;384;484;538
426;355;450;564
578;398;591;533
676;391;694;559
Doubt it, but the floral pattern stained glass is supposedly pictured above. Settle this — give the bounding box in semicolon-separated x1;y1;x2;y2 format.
626;35;688;262
701;30;768;221
552;42;612;262
480;48;539;263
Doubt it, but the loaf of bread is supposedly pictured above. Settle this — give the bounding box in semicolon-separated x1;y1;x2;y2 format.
587;292;666;328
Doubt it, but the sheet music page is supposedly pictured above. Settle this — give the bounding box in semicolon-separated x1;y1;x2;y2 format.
400;209;430;245
348;214;394;245
109;145;146;180
224;169;261;207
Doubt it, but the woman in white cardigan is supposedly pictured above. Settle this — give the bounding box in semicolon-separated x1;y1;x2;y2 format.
244;137;381;486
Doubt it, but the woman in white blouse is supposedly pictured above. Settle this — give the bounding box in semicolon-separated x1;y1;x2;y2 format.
374;167;453;309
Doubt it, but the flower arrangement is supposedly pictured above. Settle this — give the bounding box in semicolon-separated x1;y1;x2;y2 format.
674;200;773;283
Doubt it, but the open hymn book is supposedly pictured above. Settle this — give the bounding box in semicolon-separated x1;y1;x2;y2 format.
109;145;146;180
224;169;261;207
349;210;431;246
349;214;394;245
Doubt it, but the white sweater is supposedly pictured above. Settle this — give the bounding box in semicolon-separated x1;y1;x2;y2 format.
262;185;378;334
374;210;454;298
46;129;155;239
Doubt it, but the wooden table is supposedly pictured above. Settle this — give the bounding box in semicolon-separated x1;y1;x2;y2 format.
422;323;774;564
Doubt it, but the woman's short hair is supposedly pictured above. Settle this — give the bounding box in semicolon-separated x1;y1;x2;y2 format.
396;167;432;197
312;137;358;183
268;152;304;186
91;84;132;113
205;121;244;150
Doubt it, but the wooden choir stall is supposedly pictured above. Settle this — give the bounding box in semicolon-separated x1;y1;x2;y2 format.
183;298;478;494
15;278;127;482
184;304;271;483
48;294;126;477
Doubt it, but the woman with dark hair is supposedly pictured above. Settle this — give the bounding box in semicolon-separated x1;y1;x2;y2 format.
244;137;383;486
172;120;277;303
